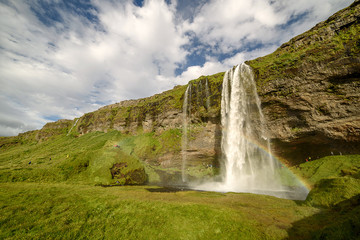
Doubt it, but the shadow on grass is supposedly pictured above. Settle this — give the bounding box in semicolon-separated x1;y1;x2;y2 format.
287;194;360;240
145;187;189;193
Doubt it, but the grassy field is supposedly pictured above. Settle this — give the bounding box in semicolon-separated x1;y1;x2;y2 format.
0;179;359;240
0;183;323;240
1;131;360;239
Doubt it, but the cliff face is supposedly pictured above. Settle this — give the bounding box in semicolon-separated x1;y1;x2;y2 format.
75;72;223;136
247;0;360;164
60;72;224;169
28;1;360;167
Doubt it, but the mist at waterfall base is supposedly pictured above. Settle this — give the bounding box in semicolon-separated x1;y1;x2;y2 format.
183;63;309;200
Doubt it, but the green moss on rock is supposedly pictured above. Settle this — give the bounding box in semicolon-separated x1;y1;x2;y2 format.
110;162;147;185
247;3;360;89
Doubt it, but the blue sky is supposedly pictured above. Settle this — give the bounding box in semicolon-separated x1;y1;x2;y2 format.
0;0;353;136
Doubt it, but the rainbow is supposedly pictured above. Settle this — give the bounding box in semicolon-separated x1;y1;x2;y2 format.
234;133;312;191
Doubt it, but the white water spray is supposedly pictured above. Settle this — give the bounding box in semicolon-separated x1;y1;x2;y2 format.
182;84;191;182
194;63;309;199
220;63;281;191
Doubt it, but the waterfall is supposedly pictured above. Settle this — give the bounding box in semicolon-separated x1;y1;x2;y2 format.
194;63;309;200
221;63;280;191
66;118;79;136
181;84;191;182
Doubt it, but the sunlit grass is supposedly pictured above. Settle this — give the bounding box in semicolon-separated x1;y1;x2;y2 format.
292;155;360;186
0;182;317;240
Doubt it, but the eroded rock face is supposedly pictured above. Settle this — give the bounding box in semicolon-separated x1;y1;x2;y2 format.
260;56;360;145
247;1;360;164
35;119;73;141
149;122;220;169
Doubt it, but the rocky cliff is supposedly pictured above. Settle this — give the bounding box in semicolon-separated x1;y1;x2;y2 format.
13;0;360;169
248;0;360;164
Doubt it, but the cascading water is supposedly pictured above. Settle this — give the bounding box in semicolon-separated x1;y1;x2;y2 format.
181;84;191;182
194;63;309;200
66;118;79;136
221;63;281;191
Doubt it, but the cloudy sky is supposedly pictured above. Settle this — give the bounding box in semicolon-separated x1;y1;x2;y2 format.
0;0;353;136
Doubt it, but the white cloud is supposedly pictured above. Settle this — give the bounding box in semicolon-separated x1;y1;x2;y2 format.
182;0;283;54
0;0;189;136
183;0;353;56
174;43;279;85
175;61;225;85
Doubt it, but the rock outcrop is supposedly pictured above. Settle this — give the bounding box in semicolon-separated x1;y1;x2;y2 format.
247;0;360;164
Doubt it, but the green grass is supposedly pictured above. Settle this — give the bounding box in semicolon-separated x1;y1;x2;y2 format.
292;155;360;186
117;128;182;159
1;180;359;239
0;182;317;240
0;128;212;185
0;131;149;185
291;155;360;208
305;177;360;207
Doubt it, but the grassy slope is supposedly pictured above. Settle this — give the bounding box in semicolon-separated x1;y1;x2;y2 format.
293;155;360;186
292;155;360;208
0;131;154;184
288;155;360;239
0;129;215;186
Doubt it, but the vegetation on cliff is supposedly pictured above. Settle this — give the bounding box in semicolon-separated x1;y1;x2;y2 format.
247;0;360;88
73;71;225;136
